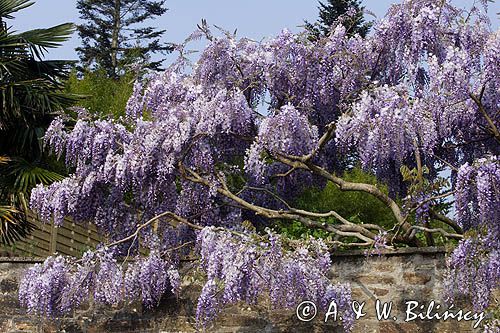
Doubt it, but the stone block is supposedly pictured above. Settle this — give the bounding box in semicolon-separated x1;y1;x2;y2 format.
356;274;395;285
402;272;431;285
372;288;390;297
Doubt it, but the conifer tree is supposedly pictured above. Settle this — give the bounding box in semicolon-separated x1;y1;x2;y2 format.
76;0;173;78
305;0;371;39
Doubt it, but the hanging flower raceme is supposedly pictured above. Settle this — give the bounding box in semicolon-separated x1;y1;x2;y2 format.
19;256;71;316
336;85;415;172
195;227;354;331
19;0;500;330
455;157;500;236
245;104;318;183
19;249;180;315
444;238;500;312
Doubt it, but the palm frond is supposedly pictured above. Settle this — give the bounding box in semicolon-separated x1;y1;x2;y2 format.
0;0;72;246
19;23;75;59
0;0;33;20
0;205;33;245
0;157;59;245
1;157;63;195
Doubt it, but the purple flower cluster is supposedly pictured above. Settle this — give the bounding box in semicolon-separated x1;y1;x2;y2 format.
19;250;180;315
364;231;389;257
30;177;80;226
446;157;500;313
60;251;96;312
22;0;500;329
125;251;173;308
264;26;370;116
482;319;500;333
19;256;70;316
245;105;318;182
94;250;124;305
195;36;266;106
444;238;499;311
336;85;415;172
196;227;354;331
34;67;257;243
455;157;499;236
336;0;496;190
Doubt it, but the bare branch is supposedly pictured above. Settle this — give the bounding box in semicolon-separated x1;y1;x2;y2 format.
271;166;297;179
430;210;463;234
406;226;463;240
238;186;292;209
432;153;460;172
273;153;418;244
470;91;500;144
162;241;195;255
179;161;377;244
106;211;203;249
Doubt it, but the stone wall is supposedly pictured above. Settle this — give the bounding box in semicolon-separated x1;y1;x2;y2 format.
0;248;486;333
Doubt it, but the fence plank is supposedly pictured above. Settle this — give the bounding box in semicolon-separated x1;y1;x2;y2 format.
1;212;104;258
49;222;58;255
9;242;48;257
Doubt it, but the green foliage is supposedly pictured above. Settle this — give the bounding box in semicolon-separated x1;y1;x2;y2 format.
305;0;372;40
0;0;75;245
65;69;135;119
0;156;33;244
76;0;173;78
1;157;64;197
274;167;397;239
0;204;30;245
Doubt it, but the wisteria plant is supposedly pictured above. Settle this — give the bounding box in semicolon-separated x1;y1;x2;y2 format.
20;0;499;331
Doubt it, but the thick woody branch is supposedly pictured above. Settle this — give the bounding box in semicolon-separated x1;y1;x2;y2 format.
405;226;463;240
179;162;377;245
305;122;336;161
470;91;500;144
273;153;417;244
430;209;463;234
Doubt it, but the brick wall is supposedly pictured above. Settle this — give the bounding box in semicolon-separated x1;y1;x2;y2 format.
0;248;486;333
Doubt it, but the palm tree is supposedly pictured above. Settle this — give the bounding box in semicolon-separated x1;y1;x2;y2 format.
0;0;75;245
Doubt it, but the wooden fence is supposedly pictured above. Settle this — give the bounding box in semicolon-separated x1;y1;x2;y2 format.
0;211;102;257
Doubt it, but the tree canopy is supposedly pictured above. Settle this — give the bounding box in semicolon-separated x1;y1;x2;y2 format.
19;0;499;330
76;0;173;78
305;0;371;39
64;68;135;119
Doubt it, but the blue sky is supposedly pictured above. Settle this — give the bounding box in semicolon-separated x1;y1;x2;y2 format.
9;0;500;62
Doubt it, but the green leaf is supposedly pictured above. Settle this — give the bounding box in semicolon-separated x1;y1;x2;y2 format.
20;23;75;59
0;205;33;245
0;0;33;20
